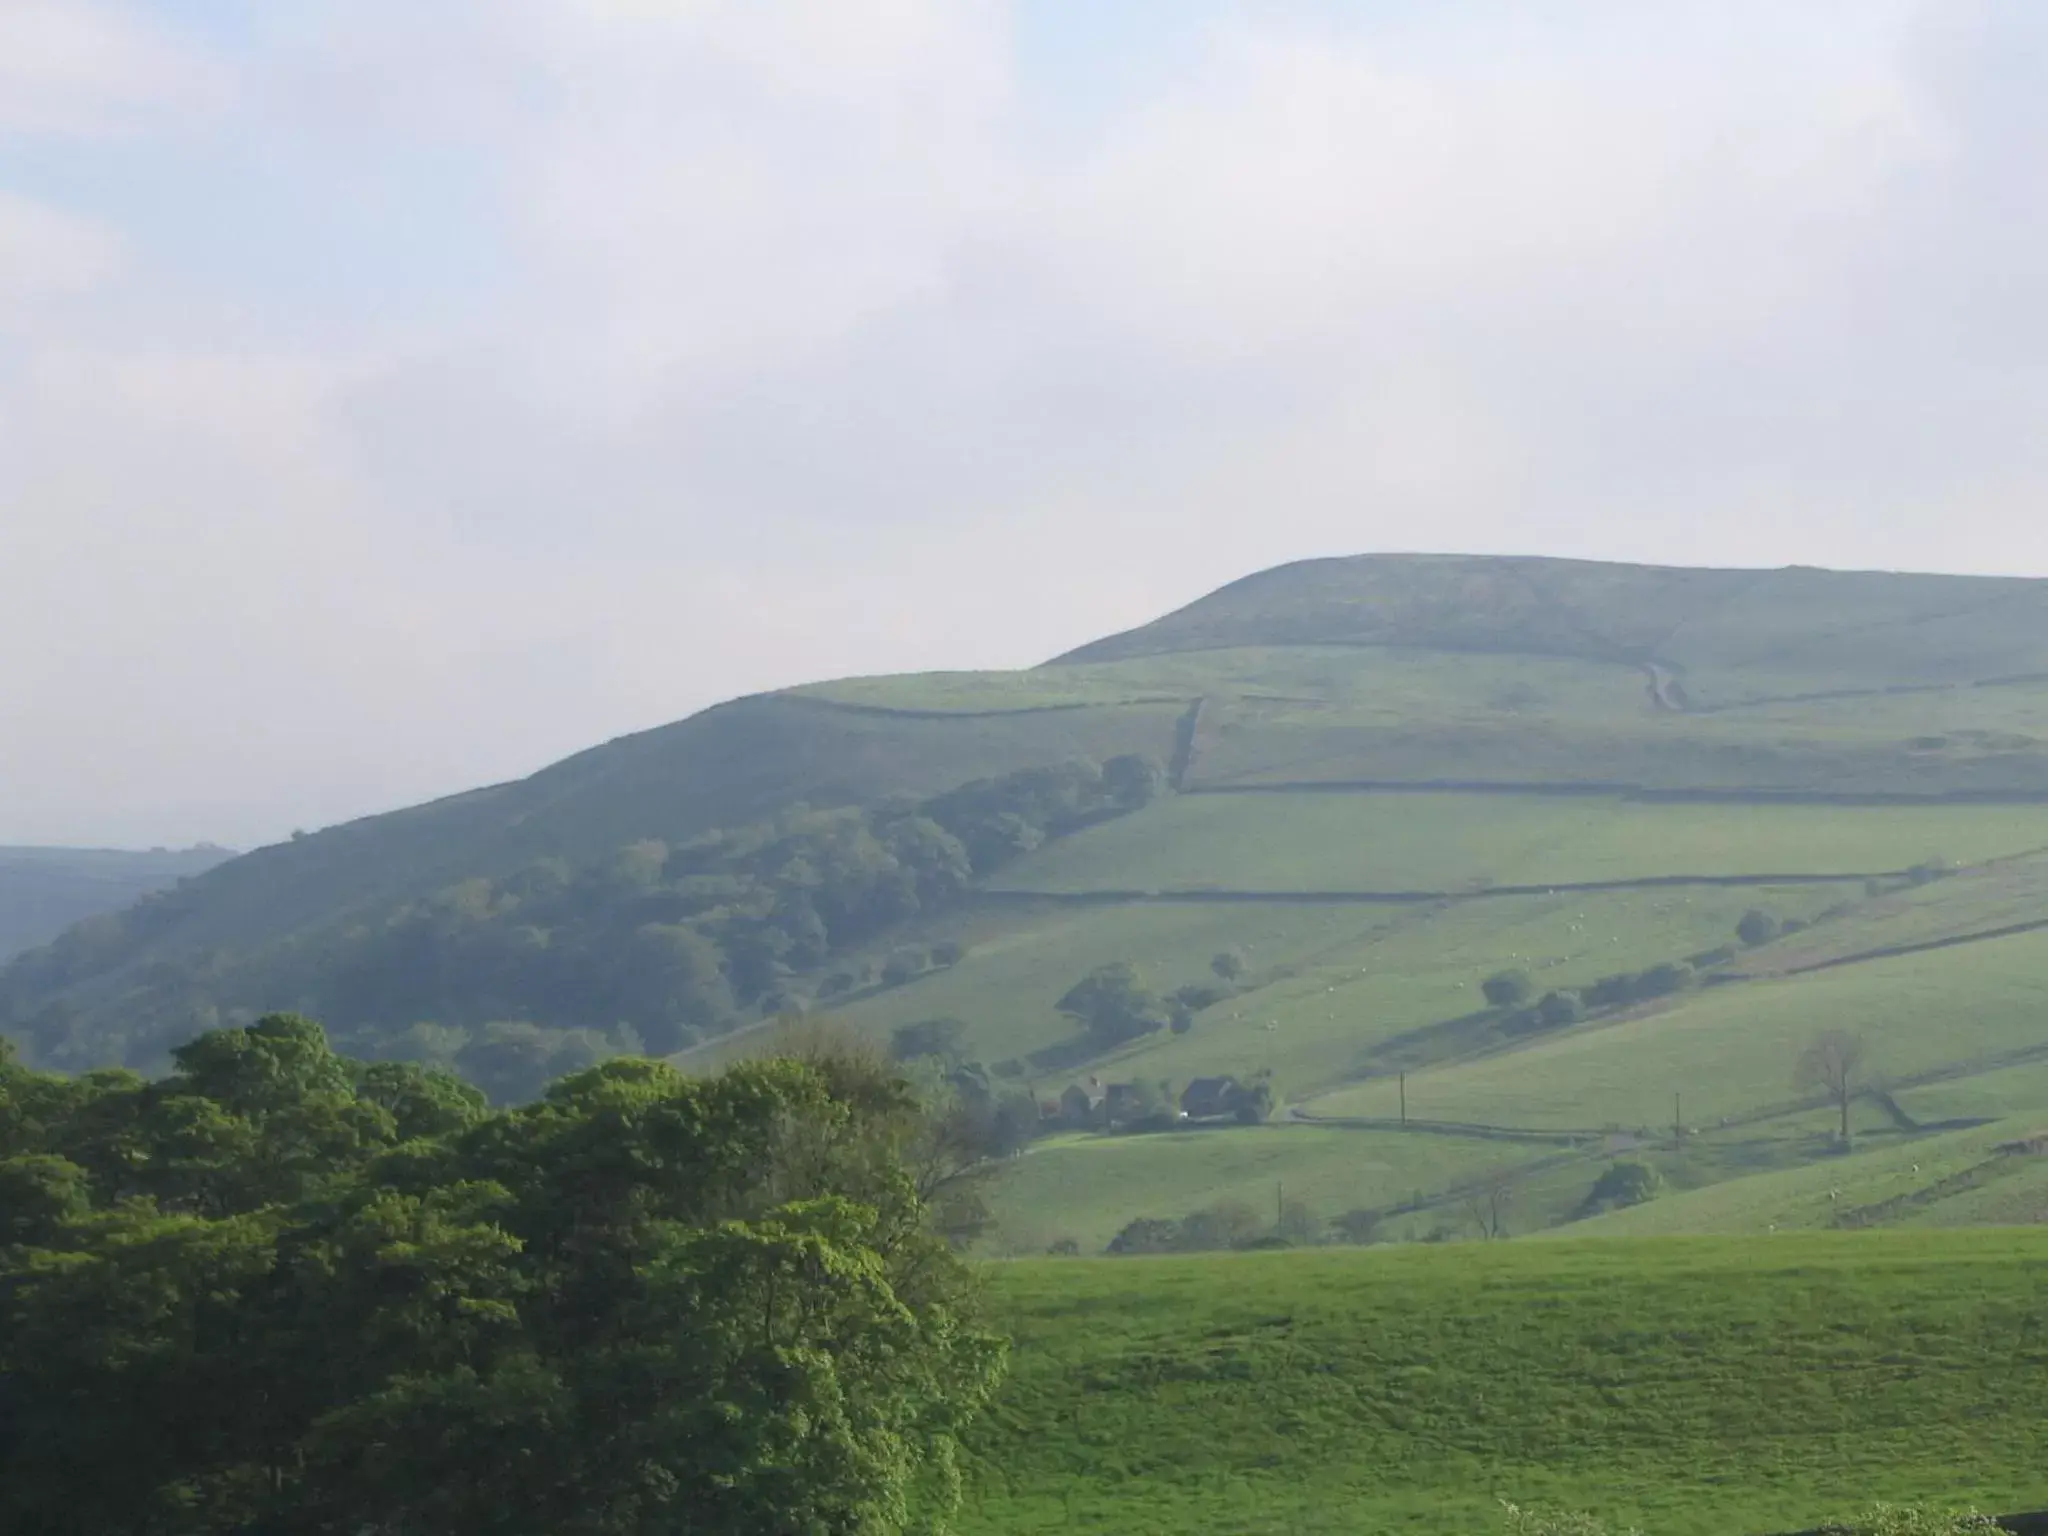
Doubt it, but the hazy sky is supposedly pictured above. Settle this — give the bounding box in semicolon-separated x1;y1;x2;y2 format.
5;1;2047;850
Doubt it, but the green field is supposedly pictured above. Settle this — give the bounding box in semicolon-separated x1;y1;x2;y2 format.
961;1232;2048;1535
1566;1119;2044;1236
1312;928;2048;1132
805;882;1858;1101
985;1126;1529;1255
987;792;2048;894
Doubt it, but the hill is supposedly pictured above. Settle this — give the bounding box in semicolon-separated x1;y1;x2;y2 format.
0;845;233;963
963;1233;2048;1534
11;552;2048;1236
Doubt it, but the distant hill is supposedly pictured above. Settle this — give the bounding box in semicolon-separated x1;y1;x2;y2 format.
0;845;234;963
13;552;2048;1236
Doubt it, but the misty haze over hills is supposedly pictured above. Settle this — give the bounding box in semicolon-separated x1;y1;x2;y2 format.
0;845;234;965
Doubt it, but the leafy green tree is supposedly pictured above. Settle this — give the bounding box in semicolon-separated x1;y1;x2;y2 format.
1482;969;1533;1008
619;923;734;1051
0;1021;1005;1536
1231;1074;1278;1124
891;1017;971;1064
1101;753;1166;808
1210;948;1246;982
1736;907;1781;947
1634;960;1696;999
1535;989;1586;1029
1056;962;1166;1048
1578;1160;1661;1216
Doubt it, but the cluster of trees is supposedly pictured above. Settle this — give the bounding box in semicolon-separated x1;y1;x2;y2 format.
1480;955;1703;1037
0;1016;1004;1534
1055;949;1251;1051
1106;1195;1322;1254
3;754;1163;1074
888;1017;1042;1159
1577;1159;1662;1216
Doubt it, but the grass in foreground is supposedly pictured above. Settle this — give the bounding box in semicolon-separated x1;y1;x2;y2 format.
961;1232;2048;1535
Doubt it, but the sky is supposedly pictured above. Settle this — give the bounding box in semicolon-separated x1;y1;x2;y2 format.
4;0;2048;850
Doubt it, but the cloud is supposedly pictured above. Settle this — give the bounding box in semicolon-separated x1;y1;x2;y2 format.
0;191;126;308
0;1;226;139
5;0;2048;847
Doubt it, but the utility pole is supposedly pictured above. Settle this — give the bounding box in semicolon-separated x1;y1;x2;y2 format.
1399;1071;1407;1126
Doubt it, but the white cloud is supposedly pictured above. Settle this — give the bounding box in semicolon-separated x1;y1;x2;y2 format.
0;0;225;138
0;191;126;309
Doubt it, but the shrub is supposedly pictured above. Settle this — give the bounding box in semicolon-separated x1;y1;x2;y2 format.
1578;1160;1661;1216
1105;1217;1180;1255
1210;949;1246;981
1482;968;1533;1008
1535;989;1585;1029
928;939;966;967
1736;907;1781;947
1634;960;1695;999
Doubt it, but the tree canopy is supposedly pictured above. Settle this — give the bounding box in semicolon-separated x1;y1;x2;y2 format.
0;1014;1005;1534
2;754;1166;1089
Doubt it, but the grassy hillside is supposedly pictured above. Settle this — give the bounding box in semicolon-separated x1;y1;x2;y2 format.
0;845;232;963
14;553;2048;1247
963;1233;2048;1534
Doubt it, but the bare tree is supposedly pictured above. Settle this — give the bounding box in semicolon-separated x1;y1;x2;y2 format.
1463;1180;1514;1240
1795;1028;1870;1148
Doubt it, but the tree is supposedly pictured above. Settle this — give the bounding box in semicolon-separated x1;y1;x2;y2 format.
619;923;733;1052
1210;949;1246;982
1177;1200;1263;1251
1736;907;1781;947
1535;989;1585;1028
1465;1180;1514;1240
0;1021;1007;1536
1796;1028;1871;1147
1482;969;1533;1008
890;1016;971;1064
1579;1160;1661;1216
1055;962;1165;1047
1230;1074;1277;1125
1634;960;1696;999
1101;753;1166;809
1106;1216;1180;1255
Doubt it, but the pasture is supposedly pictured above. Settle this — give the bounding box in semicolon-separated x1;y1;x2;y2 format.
983;1125;1529;1256
1309;927;2048;1131
961;1232;2048;1535
986;792;2048;894
815;882;1856;1099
